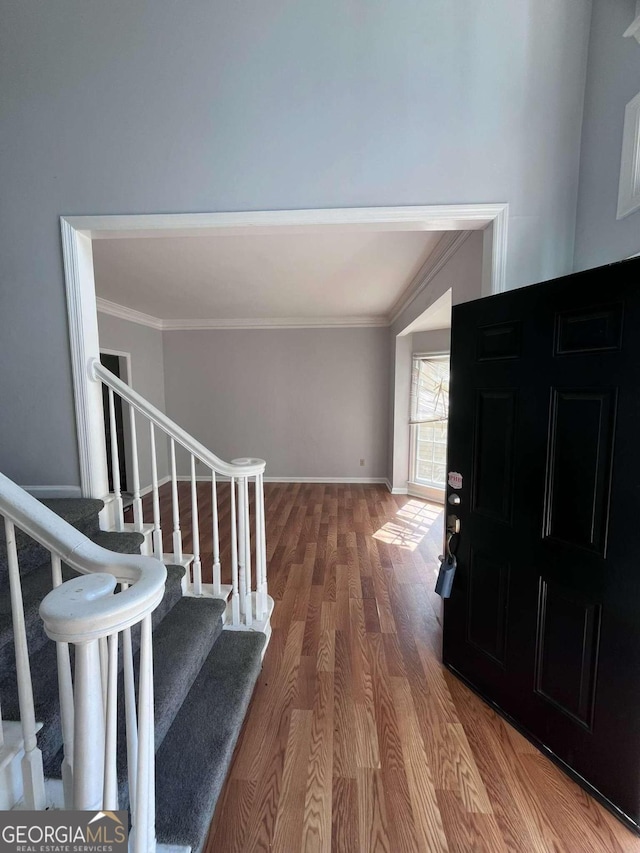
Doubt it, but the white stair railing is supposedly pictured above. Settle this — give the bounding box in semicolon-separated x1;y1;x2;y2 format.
92;358;272;629
0;471;165;850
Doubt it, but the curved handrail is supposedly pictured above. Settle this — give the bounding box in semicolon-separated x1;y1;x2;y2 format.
91;358;266;478
0;472;166;643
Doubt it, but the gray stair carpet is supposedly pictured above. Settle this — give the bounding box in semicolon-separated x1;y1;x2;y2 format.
0;499;104;577
0;496;177;772
3;565;186;774
1;495;268;849
113;597;228;808
154;631;266;853
0;502;144;676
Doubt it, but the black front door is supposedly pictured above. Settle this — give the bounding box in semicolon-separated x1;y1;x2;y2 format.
444;257;640;829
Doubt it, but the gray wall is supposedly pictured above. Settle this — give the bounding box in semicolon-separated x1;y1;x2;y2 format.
412;328;451;354
389;232;483;490
574;0;640;269
0;1;592;486
97;312;170;487
162;328;389;480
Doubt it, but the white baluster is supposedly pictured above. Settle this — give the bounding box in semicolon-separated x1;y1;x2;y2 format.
4;519;45;810
129;405;143;532
190;455;202;595
107;387;124;531
51;554;74;806
149;424;163;560
73;639;105;810
256;474;267;620
170;439;183;565
243;477;253;627
103;632;119;810
133;615;154;853
146;647;156;852
237;477;246;617
121;584;138;824
211;470;221;596
99;637;108;714
260;473;268;614
230;478;240;626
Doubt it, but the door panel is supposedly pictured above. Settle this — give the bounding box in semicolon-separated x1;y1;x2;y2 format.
543;388;617;553
472;390;517;521
444;257;640;830
467;549;510;666
534;578;601;729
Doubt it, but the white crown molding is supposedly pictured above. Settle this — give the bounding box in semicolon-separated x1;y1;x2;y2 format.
162;316;388;330
91;203;509;331
388;231;471;325
97;297;164;330
97;298;387;330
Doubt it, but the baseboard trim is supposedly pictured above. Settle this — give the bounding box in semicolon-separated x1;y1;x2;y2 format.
139;475;171;497
385;479;409;495
22;485;83;499
262;476;387;485
138;475;388;491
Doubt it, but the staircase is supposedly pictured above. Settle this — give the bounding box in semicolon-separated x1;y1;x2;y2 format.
0;493;266;852
0;359;274;852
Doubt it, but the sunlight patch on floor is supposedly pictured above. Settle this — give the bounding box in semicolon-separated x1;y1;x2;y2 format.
373;498;443;551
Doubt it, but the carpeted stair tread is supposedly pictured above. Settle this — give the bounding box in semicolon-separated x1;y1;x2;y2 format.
154;631;266;852
5;638;66;766
47;595;226;788
40;499;104;538
114;597;229;808
0;524;150;679
143;596;227;750
0;498;104;578
0;561;79;675
145;565;185;627
2;566;186;776
90;530;145;553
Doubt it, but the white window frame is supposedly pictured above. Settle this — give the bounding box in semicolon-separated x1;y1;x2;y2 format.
408;352;449;503
618;90;640;220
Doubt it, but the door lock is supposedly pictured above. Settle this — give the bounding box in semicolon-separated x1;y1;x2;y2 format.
448;494;461;506
447;514;461;536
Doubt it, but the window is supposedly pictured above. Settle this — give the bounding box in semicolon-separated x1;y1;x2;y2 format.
409;354;450;490
617;90;640;219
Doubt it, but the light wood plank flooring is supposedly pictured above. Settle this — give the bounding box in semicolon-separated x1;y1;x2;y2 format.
131;482;640;852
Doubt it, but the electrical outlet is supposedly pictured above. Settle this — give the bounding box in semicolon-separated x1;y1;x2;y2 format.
360;458;365;466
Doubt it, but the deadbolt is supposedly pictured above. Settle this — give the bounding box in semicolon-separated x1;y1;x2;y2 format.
448;494;461;506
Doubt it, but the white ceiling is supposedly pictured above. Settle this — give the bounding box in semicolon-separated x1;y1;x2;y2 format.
93;230;447;324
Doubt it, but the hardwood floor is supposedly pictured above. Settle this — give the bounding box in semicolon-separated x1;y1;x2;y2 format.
132;482;640;851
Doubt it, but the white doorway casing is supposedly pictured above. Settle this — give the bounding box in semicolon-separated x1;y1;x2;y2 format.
61;205;508;499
